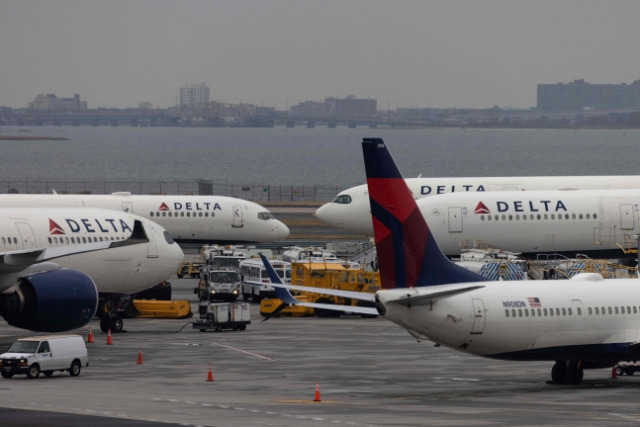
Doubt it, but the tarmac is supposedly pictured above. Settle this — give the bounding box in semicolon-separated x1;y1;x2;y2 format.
3;278;640;426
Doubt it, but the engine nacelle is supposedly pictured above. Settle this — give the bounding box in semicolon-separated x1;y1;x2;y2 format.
0;269;98;332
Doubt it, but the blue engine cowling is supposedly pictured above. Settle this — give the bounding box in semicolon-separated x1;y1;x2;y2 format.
0;269;98;332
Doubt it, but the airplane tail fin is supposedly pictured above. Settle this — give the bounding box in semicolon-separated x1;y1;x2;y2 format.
362;138;485;289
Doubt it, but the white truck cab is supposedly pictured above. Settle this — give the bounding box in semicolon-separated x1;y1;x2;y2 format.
0;335;88;379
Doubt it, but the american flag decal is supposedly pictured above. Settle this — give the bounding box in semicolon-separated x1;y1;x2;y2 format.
528;297;541;308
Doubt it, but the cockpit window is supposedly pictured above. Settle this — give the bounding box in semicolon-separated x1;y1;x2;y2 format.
258;212;274;220
332;195;352;204
163;231;175;244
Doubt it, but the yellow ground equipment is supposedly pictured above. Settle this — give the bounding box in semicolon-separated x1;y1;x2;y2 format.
259;294;314;317
260;260;380;318
177;260;202;278
124;300;193;319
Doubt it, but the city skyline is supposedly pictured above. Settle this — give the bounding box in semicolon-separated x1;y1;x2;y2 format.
1;1;639;111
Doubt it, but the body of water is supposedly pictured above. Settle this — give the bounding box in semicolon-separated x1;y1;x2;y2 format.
0;126;638;191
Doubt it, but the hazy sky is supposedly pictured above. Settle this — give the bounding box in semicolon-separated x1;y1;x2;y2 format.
1;1;639;110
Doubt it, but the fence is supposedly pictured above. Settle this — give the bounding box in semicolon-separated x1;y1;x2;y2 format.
0;180;343;203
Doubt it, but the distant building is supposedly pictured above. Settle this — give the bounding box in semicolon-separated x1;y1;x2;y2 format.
537;79;640;111
179;83;210;106
291;95;377;120
29;94;87;111
325;95;377;119
290;101;332;119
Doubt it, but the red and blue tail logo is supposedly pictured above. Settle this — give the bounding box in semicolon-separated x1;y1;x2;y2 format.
362;138;485;289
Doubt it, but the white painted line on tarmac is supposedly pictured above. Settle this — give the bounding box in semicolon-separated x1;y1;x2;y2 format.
210;341;275;361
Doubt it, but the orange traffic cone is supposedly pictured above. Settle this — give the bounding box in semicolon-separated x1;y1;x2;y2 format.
313;381;321;402
136;348;143;365
106;329;113;345
206;363;214;382
87;327;94;344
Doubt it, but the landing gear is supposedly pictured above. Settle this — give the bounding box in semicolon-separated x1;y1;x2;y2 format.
551;360;584;384
98;295;126;333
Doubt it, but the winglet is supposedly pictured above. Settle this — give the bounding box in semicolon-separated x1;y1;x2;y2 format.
362;138;485;289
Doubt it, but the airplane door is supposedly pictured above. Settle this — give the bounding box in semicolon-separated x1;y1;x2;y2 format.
470;298;486;334
15;222;36;249
620;204;634;230
232;205;244;228
448;207;463;233
147;239;158;258
122;202;133;213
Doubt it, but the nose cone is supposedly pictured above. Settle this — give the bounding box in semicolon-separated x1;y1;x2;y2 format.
169;241;185;271
315;201;373;236
275;219;290;240
315;202;340;228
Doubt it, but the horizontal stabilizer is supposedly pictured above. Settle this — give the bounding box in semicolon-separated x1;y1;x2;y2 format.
379;283;486;307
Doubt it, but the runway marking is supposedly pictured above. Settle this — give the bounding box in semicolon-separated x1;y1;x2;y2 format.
210;341;275;361
151;398;378;426
609;413;640;422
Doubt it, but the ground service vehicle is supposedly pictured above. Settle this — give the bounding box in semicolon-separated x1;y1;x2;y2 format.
177;260;202;278
193;302;251;332
260;261;380;317
239;257;291;302
195;267;241;301
0;335;88;379
202;245;248;269
281;246;337;263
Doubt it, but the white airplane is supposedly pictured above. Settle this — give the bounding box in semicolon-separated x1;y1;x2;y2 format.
0;207;184;333
262;138;640;385
316;172;640;237
0;193;289;244
406;187;640;258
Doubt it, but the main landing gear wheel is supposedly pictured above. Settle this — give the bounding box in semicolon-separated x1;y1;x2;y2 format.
98;296;125;333
100;316;124;333
551;360;584;385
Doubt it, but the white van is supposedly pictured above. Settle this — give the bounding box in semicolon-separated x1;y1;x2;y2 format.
0;335;88;379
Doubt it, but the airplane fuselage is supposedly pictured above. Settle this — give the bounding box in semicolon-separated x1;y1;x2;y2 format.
0;193;289;244
316;176;640;236
377;275;640;366
0;207;184;295
419;189;640;258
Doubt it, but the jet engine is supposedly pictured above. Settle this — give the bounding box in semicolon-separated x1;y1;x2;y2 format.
0;269;98;332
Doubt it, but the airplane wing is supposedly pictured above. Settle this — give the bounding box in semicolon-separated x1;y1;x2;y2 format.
0;219;149;273
258;254;379;317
